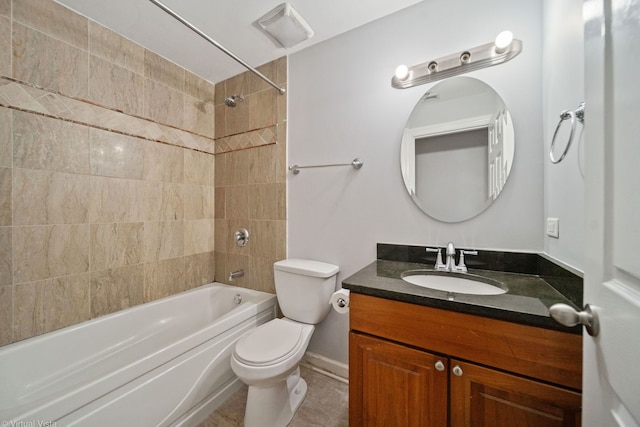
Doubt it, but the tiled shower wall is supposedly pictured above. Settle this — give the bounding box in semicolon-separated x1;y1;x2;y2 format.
0;0;223;346
214;58;287;295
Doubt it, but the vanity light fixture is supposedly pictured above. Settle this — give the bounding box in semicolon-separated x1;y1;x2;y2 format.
391;31;522;89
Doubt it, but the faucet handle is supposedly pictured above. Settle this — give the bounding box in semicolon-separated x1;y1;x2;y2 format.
457;250;478;272
426;247;446;270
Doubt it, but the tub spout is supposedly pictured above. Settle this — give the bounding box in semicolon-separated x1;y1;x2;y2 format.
229;269;245;281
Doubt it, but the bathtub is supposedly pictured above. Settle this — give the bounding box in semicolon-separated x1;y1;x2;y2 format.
0;283;277;426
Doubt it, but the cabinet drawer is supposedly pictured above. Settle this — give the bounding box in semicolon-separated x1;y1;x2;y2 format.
350;293;582;390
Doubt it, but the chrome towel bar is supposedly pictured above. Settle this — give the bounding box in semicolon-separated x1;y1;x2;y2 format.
288;158;363;175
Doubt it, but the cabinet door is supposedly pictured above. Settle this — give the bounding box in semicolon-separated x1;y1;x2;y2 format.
349;332;448;427
450;359;581;427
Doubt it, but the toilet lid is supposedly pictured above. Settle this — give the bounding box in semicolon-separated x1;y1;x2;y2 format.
234;319;303;366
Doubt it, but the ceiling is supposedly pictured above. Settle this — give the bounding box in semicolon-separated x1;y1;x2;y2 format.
55;0;423;84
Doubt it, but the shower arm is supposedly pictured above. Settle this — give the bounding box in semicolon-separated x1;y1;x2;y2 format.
148;0;286;95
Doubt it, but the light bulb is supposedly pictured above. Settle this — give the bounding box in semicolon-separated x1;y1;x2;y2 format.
395;64;409;80
494;31;514;54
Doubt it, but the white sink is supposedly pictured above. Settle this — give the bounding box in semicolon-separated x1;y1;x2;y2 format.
401;271;507;295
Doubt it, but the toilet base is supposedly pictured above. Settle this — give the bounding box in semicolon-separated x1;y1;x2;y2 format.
244;367;308;427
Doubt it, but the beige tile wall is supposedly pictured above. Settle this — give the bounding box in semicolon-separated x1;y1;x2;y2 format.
214;57;287;294
0;0;219;346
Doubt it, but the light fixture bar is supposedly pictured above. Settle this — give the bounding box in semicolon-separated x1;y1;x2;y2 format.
391;33;522;89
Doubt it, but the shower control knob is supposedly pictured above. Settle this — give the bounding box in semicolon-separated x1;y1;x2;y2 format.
234;228;249;247
434;361;445;372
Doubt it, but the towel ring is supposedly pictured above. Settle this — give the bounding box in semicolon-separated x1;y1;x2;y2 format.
549;102;585;164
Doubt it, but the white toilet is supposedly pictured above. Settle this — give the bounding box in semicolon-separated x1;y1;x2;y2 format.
230;259;339;427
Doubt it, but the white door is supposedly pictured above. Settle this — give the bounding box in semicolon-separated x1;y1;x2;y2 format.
582;0;640;425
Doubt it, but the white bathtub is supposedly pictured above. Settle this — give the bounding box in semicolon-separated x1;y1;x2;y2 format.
0;283;277;426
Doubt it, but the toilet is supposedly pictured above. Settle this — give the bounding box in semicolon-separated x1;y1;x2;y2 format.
230;259;339;427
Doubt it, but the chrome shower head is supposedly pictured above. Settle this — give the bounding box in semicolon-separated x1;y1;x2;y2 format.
224;94;245;107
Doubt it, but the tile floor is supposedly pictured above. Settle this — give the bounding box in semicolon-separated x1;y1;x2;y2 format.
197;365;349;426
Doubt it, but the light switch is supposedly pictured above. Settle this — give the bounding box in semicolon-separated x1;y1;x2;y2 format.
546;218;559;238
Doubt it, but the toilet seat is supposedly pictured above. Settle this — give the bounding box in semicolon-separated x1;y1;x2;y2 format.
234;319;303;366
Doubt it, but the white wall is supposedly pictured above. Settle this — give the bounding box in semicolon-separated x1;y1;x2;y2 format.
288;0;543;364
542;0;585;272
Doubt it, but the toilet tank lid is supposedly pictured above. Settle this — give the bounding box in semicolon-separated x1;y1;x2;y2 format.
274;259;339;278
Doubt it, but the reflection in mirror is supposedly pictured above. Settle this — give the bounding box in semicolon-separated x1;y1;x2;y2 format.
401;77;514;222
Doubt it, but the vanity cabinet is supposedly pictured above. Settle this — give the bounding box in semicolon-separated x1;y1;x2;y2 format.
449;359;581;426
349;293;582;427
350;333;448;426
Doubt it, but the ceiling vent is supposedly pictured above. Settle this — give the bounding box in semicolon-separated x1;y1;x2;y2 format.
256;3;314;48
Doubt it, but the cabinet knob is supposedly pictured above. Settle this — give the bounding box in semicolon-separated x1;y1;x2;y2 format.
452;365;463;376
435;360;445;371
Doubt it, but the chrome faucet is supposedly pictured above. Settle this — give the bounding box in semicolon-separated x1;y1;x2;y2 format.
426;243;478;272
445;242;456;272
229;269;245;281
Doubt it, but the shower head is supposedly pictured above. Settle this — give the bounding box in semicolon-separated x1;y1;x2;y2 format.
224;94;245;107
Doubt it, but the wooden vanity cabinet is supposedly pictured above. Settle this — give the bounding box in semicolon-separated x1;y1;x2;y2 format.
349;293;582;427
449;359;581;426
350;333;448;426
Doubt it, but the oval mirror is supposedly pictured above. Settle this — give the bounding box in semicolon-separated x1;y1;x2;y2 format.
400;77;514;223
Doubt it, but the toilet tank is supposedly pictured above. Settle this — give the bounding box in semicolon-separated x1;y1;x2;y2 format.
273;259;339;324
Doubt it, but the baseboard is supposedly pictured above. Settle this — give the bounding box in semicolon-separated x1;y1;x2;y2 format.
302;351;349;384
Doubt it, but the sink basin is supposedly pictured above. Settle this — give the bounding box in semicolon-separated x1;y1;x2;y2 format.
401;270;508;295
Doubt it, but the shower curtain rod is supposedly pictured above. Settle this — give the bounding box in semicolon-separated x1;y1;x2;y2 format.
148;0;286;95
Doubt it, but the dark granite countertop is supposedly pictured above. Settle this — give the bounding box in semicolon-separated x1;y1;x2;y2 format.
342;259;583;334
